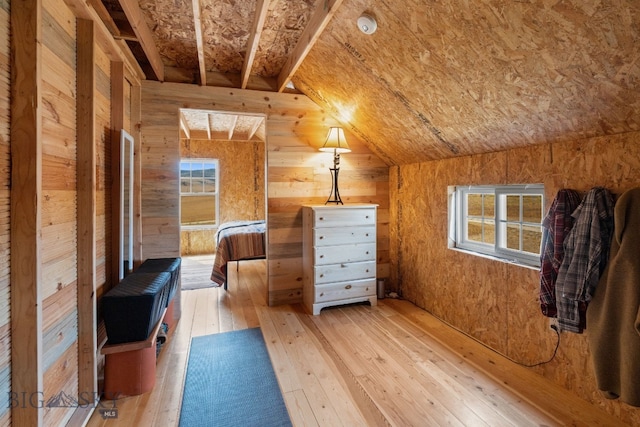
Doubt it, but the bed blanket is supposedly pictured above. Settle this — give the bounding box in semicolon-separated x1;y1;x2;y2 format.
210;220;266;288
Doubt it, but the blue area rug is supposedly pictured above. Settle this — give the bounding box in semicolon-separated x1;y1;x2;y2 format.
179;328;292;427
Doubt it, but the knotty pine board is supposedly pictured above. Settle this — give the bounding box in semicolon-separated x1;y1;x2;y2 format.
40;0;79;424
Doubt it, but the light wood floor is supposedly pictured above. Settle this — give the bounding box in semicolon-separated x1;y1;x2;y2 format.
86;255;625;426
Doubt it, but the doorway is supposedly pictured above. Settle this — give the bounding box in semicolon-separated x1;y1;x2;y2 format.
178;108;266;256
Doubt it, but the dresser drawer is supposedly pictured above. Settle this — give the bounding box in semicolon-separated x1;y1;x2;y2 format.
315;260;376;284
314;278;376;303
314;225;376;246
314;208;376;227
315;243;376;266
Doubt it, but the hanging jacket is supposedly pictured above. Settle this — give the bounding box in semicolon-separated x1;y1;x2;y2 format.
539;189;582;317
587;187;640;407
555;187;614;333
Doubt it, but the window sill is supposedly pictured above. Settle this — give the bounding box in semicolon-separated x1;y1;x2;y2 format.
448;247;540;271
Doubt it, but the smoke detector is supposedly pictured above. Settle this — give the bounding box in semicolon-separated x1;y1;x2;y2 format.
357;13;377;35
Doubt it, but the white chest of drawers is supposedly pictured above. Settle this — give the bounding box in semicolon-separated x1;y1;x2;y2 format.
302;204;377;315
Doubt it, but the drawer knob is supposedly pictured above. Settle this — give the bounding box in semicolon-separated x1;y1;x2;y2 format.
320;292;324;297
341;264;346;268
320;274;324;278
366;251;369;254
366;215;369;219
345;285;352;289
366;269;369;273
319;236;324;240
319;217;324;221
320;255;324;258
366;287;369;291
365;233;369;236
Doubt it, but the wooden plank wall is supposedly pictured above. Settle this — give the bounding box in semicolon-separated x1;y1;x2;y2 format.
0;0;10;424
5;0;140;422
41;0;78;424
391;132;640;425
10;0;44;424
267;119;389;305
95;28;111;303
141;80;389;304
179;137;266;255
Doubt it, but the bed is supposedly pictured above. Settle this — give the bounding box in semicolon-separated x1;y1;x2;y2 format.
210;220;266;289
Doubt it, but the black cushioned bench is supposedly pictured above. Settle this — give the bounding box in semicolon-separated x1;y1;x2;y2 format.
136;257;182;305
100;257;181;397
102;272;171;344
102;257;181;345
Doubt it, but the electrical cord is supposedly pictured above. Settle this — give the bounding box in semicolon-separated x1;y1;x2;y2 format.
521;324;560;368
390;295;562;368
437;313;562;368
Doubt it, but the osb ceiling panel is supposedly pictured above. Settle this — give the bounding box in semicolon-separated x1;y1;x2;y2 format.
253;0;317;77
106;0;640;165
294;0;640;165
138;0;198;69
200;0;256;73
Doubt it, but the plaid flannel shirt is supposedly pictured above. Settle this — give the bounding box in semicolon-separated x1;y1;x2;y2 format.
555;187;614;333
539;189;582;317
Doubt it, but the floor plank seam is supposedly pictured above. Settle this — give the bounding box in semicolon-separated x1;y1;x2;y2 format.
295;306;392;427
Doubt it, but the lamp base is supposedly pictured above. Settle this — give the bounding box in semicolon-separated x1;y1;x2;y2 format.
325;167;343;205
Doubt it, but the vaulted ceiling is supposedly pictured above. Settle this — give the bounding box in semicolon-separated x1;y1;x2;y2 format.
96;0;640;165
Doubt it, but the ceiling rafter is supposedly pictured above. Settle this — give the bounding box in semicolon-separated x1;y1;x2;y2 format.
248;117;263;140
178;109;266;142
64;0;143;79
191;0;207;86
276;0;345;92
228;115;238;140
163;66;280;91
87;0;121;37
180;111;191;139
117;0;165;81
241;0;270;89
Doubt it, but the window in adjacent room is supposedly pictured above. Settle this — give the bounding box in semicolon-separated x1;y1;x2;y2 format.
448;184;544;268
180;159;219;228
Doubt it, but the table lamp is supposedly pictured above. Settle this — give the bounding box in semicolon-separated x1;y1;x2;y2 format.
319;127;351;204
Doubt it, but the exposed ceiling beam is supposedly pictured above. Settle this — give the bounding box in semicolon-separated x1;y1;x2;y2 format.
86;0;121;37
241;0;270;89
276;0;344;92
163;66;293;91
114;39;146;81
180;112;191;139
113;29;138;42
228;115;238;140
62;0;145;80
117;0;165;81
191;0;207;86
248;117;263;140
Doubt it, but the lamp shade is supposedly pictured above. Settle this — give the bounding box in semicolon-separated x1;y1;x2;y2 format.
319;127;351;154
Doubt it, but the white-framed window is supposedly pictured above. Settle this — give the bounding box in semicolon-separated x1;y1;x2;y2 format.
448;184;544;268
180;159;219;229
